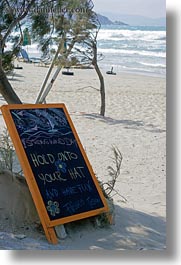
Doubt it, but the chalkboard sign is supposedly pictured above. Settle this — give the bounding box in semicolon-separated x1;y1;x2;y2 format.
1;104;108;244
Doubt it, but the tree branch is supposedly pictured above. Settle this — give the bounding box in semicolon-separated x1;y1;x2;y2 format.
2;0;36;47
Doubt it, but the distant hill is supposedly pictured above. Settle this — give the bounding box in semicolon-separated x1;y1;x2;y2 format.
97;14;129;26
115;15;166;26
100;13;166;27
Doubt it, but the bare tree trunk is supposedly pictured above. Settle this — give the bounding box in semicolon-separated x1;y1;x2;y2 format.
0;68;22;104
92;42;105;116
94;62;105;116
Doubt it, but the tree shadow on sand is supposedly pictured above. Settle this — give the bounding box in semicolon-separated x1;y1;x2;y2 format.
7;72;24;82
82;113;166;133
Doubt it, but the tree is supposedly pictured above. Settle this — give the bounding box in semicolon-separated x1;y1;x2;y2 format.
0;0;104;113
72;10;106;116
0;0;36;104
34;0;106;115
31;0;96;103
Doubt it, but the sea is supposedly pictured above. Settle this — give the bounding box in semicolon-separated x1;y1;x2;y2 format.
97;25;166;77
7;24;166;77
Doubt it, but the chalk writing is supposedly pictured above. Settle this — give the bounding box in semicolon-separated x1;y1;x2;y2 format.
21;137;77;149
68;167;85;180
46;188;59;200
62;196;102;215
86;197;101;208
62;181;93;196
6;105;106;222
57;151;78;161
38;171;67;185
30;153;54;167
29;151;78;168
63;199;85;215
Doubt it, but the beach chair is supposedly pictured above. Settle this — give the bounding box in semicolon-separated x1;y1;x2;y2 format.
18;48;30;62
106;67;116;75
18;49;41;64
62;67;74;76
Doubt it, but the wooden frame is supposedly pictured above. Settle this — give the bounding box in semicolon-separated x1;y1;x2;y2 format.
1;104;108;244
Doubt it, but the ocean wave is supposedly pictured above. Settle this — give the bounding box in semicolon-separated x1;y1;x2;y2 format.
119;65;165;76
156;36;166;41
97;29;166;42
139;62;166;68
98;48;166;58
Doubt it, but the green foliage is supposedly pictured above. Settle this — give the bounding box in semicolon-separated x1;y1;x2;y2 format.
0;0;98;70
2;51;14;71
3;13;14;26
0;1;36;72
100;146;124;199
0;128;15;172
32;14;50;35
30;0;98;57
91;146;125;228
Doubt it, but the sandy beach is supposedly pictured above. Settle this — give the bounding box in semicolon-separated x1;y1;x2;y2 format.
0;62;166;250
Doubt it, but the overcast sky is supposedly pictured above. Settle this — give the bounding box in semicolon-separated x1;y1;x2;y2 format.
92;0;166;18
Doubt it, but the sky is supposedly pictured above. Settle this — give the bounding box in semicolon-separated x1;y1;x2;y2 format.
92;0;166;18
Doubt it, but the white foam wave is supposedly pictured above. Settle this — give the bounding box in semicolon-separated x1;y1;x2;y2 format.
98;48;166;58
139;62;166;68
97;29;166;42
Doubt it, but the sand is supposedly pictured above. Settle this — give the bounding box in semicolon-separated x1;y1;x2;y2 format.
0;62;166;250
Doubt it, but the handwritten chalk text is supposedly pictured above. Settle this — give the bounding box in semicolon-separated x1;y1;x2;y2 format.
62;197;101;214
46;188;59;200
22;137;77;149
38;171;67;185
30;151;78;168
62;181;93;196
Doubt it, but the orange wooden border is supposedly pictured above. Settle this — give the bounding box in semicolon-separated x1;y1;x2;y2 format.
1;103;108;243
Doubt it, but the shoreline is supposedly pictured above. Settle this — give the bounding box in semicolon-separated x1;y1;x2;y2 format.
98;64;166;79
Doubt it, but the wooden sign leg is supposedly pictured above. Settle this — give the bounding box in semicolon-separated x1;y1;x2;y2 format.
46;227;58;245
106;212;115;225
41;221;58;244
44;227;58;245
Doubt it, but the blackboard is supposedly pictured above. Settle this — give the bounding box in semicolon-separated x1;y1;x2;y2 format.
1;104;108;231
